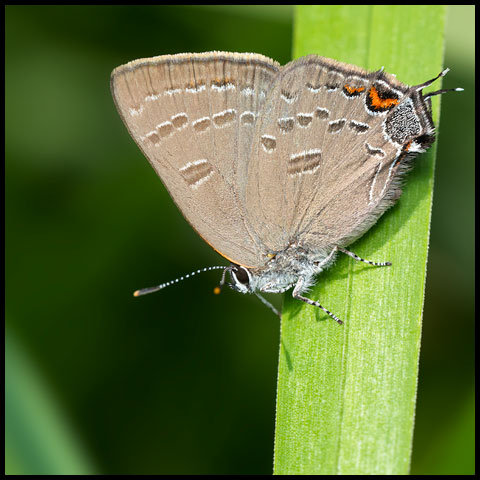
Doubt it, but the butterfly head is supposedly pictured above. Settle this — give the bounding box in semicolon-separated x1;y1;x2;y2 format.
227;264;254;294
225;261;306;295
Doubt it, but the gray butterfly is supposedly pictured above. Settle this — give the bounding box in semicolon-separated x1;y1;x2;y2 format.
111;51;459;323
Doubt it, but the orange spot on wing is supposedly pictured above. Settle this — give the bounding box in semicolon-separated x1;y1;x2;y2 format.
368;86;399;109
344;84;365;94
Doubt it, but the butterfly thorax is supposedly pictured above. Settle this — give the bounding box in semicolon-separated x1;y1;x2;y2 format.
229;243;338;295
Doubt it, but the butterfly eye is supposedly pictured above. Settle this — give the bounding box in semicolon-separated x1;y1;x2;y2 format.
232;265;250;286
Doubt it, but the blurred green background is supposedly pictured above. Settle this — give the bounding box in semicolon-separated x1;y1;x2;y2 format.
5;5;474;475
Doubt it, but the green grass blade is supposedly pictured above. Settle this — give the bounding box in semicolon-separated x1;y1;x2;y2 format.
5;327;97;475
274;5;447;475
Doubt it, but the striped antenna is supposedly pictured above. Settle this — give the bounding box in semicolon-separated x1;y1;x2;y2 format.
133;265;227;297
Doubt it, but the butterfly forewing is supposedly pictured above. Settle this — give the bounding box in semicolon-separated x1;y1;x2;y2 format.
111;52;280;267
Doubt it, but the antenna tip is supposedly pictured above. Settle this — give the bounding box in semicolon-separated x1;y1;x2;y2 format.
133;290;141;297
455;87;464;92
213;286;221;295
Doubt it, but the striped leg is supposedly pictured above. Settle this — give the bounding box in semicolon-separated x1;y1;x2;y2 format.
338;247;392;267
292;277;343;325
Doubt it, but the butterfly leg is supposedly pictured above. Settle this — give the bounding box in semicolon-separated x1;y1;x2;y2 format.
254;292;281;318
292;277;343;325
338;247;392;267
